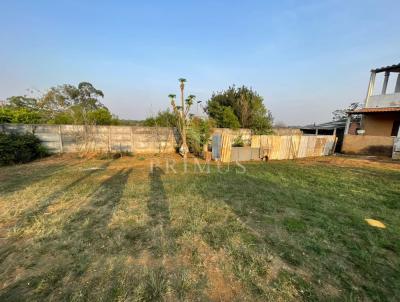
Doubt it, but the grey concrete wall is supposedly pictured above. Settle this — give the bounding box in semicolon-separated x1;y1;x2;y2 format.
1;124;303;156
367;93;400;108
0;124;178;154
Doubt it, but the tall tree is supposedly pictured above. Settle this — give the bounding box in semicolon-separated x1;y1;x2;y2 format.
205;85;273;134
40;82;105;124
170;79;194;158
332;102;362;121
7;96;39;110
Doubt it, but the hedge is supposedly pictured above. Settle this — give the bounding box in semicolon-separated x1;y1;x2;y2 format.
0;132;48;165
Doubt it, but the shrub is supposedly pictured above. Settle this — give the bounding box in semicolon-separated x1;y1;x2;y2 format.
0;108;43;124
143;109;177;127
0;132;48;165
232;135;245;147
187;117;214;155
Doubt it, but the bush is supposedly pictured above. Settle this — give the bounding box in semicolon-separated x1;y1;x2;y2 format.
0;108;43;124
0;132;48;165
187;117;214;155
143;109;177;127
232;135;244;147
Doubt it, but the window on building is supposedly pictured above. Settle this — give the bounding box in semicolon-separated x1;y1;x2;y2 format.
391;120;400;136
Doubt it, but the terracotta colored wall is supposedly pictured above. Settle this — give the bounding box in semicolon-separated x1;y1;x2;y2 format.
342;134;394;156
363;113;399;136
348;122;360;135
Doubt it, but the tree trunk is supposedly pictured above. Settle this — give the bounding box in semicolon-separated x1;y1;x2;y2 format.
180;84;188;158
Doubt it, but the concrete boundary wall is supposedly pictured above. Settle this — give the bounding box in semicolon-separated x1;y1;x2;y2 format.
0;124;179;154
342;134;394;156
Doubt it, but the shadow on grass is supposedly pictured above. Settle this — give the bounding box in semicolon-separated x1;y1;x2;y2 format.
146;166;173;257
148;167;170;228
0;161;71;195
0;168;132;301
11;159;117;232
180;164;400;301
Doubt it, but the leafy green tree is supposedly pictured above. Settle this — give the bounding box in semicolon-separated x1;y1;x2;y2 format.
49;112;74;125
143;109;177;127
0;107;13;123
10;108;43;124
7;96;39;110
0;107;42;124
87;108;118;125
3;83;120;125
40;82;107;124
206;85;273;134
207;103;240;129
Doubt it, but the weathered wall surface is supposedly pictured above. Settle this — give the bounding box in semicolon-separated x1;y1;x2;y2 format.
212;127;302;146
251;135;336;160
212;128;252;145
367;93;400;108
342;134;394;156
0;124;178;154
393;138;400;160
273;128;302;135
363;113;399;136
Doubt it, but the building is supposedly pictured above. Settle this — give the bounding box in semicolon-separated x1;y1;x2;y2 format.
300;119;358;152
343;63;400;157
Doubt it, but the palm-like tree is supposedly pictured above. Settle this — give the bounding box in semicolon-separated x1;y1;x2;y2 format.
168;94;176;106
172;78;190;158
178;78;186;111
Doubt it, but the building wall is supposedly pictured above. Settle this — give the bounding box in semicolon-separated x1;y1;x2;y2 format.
348;122;360;135
367;93;400;108
363;112;399;136
342;134;394;156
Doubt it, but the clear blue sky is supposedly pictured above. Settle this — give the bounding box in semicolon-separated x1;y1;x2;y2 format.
0;0;399;125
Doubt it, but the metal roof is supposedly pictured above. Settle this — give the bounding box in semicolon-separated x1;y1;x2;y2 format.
371;63;400;73
301;119;347;130
349;107;400;114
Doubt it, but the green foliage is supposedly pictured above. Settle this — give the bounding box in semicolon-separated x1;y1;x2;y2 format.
0;132;48;165
0;107;43;124
206;85;273;133
186;117;214;155
40;82;106;124
143;109;177;127
87;108;118;125
205;102;240;129
7;96;39;110
2;82;121;125
232;135;244;147
48;112;74;125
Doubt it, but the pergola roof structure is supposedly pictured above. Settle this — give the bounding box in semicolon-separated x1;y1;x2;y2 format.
371;63;400;73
